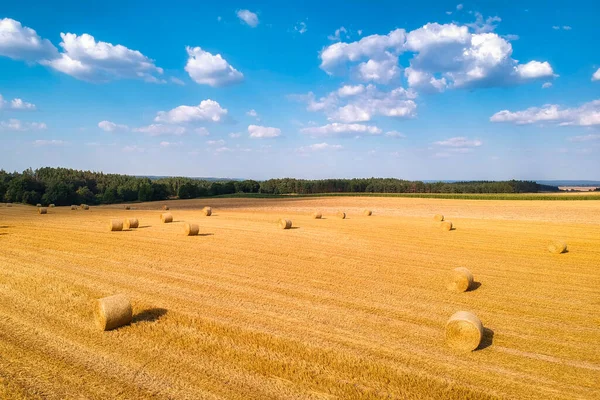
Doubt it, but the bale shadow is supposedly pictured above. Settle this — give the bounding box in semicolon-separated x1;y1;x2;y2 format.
137;225;151;229
468;281;482;291
477;328;494;350
198;233;214;237
132;308;168;324
289;227;300;230
0;226;9;229
0;233;7;236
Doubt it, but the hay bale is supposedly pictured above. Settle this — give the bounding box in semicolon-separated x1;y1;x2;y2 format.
441;221;453;231
434;214;444;221
364;210;372;216
161;213;173;223
337;211;346;219
446;311;483;352
36;203;42;207
124;218;139;229
202;206;212;216
38;207;47;214
6;203;12;207
548;240;567;254
162;205;170;210
109;219;123;231
312;212;322;219
94;294;132;331
71;205;77;210
49;204;55;208
447;267;474;293
279;218;292;229
124;205;131;210
183;223;199;236
82;204;89;210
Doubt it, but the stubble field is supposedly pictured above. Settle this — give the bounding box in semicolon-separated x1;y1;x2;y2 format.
0;196;599;399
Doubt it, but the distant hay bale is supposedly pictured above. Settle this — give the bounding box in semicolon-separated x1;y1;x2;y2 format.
124;218;139;229
71;205;77;210
183;223;199;236
161;213;173;223
337;211;346;219
81;204;89;210
108;219;123;231
94;294;132;331
364;210;372;216
548;240;567;254
49;204;55;208
312;212;322;219
441;221;453;231
38;207;47;214
36;203;42;207
163;205;170;210
6;203;12;207
279;218;292;229
434;214;444;221
124;205;130;210
447;267;474;293
445;311;483;352
202;206;212;216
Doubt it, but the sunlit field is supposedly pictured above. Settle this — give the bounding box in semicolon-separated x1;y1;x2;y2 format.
1;197;599;399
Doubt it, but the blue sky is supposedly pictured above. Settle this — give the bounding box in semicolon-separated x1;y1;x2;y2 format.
1;1;599;180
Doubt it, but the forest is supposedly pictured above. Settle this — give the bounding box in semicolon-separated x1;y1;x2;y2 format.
0;167;562;206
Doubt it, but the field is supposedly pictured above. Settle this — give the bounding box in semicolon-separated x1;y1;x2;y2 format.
1;196;599;399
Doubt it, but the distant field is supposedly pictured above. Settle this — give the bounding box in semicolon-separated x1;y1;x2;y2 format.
1;197;599;399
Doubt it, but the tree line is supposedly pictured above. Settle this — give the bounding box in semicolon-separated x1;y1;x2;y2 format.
0;167;560;206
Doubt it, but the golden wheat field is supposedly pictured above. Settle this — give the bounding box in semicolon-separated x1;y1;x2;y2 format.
0;197;599;399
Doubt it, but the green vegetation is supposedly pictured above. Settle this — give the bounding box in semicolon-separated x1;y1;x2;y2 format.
1;167;593;206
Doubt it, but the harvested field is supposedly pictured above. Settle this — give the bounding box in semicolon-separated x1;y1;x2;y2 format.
0;197;599;399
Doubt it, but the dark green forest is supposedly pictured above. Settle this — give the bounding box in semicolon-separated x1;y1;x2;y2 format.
0;167;562;206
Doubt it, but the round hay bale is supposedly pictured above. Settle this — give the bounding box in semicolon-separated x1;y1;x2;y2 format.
49;204;55;208
94;294;132;331
337;211;346;219
183;223;199;236
70;205;77;210
434;214;444;221
446;311;483;352
441;221;453;231
36;203;42;207
6;203;12;207
109;219;123;231
124;218;139;229
548;240;567;254
38;207;47;214
447;267;474;293
162;205;170;211
279;218;292;229
82;204;89;210
124;205;131;210
312;212;322;219
364;210;372;216
202;206;212;216
161;213;173;223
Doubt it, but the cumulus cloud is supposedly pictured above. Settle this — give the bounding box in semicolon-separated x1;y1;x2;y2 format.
133;124;186;136
154;99;227;124
0;118;47;131
10;98;36;110
337;85;365;97
490;100;600;126
237;10;259;27
434;137;482;147
456;4;464;10
184;46;243;87
592;68;600;81
300;123;381;137
0;18;58;61
248;124;281;138
385;130;406;138
246;109;258;117
33;139;65;146
98;120;128;132
298;142;343;152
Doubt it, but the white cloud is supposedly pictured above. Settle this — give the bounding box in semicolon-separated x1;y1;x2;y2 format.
295;21;307;34
155;99;228;123
10;98;36;110
159;141;182;147
229;132;241;138
553;26;572;31
329;85;418;122
465;12;501;34
33;139;65;146
434;137;482;147
195;127;210;136
170;77;185;85
456;4;464;10
357;54;401;83
563;26;572;30
328;27;349;41
542;82;553;89
215;146;234;153
552;26;560;30
206;139;226;146
0;119;47;131
337;84;365;97
246;109;258;117
568;134;600;142
248;124;281;138
298;142;343;152
184;46;243;87
0;18;58;61
385;130;406;138
490;100;600;126
592;68;600;82
300;123;381;137
133;124;186;136
43;33;164;82
515;61;554;79
237;10;259;27
98;120;128;132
